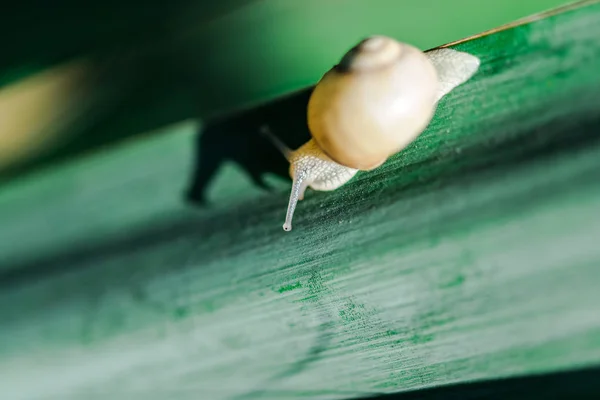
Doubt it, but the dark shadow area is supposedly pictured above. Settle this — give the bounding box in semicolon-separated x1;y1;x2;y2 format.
354;365;600;399
0;0;258;86
0;0;261;183
0;44;197;182
185;88;312;205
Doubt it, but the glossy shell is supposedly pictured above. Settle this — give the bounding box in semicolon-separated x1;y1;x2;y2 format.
307;36;439;170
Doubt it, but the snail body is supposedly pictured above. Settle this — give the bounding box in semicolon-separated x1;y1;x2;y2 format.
261;129;359;231
264;35;481;231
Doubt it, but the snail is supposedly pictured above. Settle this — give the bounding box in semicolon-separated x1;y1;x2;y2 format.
262;35;481;231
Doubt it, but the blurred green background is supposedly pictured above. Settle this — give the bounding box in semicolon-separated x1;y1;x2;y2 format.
0;0;572;179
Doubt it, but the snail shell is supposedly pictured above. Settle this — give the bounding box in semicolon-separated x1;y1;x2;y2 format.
307;35;439;170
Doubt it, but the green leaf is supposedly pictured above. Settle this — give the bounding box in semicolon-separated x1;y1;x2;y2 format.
1;1;600;398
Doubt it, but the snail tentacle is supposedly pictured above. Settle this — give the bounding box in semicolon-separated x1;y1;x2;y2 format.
261;125;292;161
283;169;309;231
